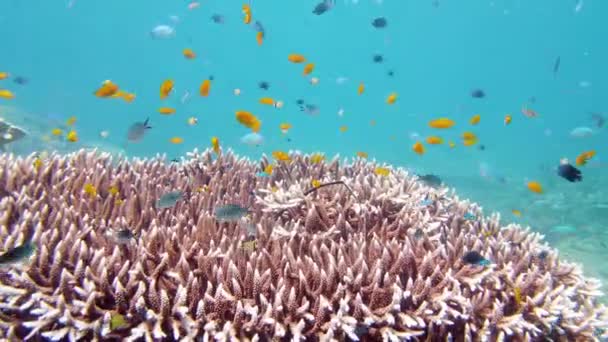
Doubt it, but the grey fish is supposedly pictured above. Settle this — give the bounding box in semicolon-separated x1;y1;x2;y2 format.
299;103;320;115
252;21;265;35
156;191;184;209
113;228;136;244
127;118;151;142
553;56;561;76
0;241;36;266
214;204;249;222
211;14;225;24
417;174;442;188
313;0;335;15
0;119;27;151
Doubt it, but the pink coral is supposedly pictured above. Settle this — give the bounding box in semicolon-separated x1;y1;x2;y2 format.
0;149;606;341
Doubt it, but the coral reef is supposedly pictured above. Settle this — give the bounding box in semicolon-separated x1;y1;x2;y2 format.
0;148;607;341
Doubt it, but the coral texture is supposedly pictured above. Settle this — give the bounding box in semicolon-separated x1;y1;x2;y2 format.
0;149;607;341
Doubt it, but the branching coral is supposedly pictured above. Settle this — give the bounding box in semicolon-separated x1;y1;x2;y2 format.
0;149;606;341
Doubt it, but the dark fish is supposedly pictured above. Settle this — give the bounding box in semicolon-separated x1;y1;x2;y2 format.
471;89;485;98
478;144;485;151
258;81;270;90
170;158;179;163
387;70;395;77
127;118;151;142
417;174;442;188
312;0;335;15
589;112;605;128
553;56;561;76
295;99;305;105
252;21;265;35
214;204;249;222
299;103;320;115
13;76;28;85
372;54;384;63
538;250;549;260
156;191;184;209
462;251;490;266
211;14;225;24
0;241;36;266
557;161;582;182
371;17;387;28
113;228;136;245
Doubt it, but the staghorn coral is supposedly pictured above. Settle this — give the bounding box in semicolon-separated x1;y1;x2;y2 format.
0;148;606;341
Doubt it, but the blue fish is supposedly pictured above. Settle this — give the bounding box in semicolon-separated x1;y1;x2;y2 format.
462;251;491;266
214;204;249;222
463;212;476;221
156;191;183;209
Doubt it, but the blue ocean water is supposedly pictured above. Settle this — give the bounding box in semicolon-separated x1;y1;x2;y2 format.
1;0;607;288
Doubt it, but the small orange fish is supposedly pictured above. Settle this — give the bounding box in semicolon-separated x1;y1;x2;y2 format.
259;97;283;108
463;138;478;146
0;72;9;80
235;111;261;132
264;164;273;175
243;4;252;24
429;118;455;129
386;92;397;105
0;89;15;99
575;150;595;166
504;114;512;126
426;136;443;145
303;63;315;75
374;167;390;176
358;83;365;95
339;125;348;132
527;181;543;194
211;136;220;154
272;151;290;161
200;79;211;97
356;151;368;158
256;31;264;45
183;48;196;59
412;141;425;155
169;137;184;144
51;128;63;136
160;79;174;99
122;93;136;102
159;107;176;115
94;80;119;98
470;114;480;125
512;209;522;217
311;179;321;188
288;54;306;63
462;132;476;140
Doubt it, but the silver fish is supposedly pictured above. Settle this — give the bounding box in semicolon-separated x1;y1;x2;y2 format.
0;119;27;151
0;241;36;266
214;204;249;222
127;118;151;142
156;191;184;209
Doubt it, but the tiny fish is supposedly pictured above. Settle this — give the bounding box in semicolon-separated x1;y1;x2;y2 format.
0;241;36;266
211;14;225;24
553;56;561;76
417;174;442;188
462;251;490;266
156;191;184;209
299;103;320;115
371;17;387;28
470;89;485;98
312;0;335;15
214;204;249;222
419;199;433;207
150;25;175;39
463;212;476;220
13;76;28;85
113;228;136;245
241;132;264;146
258;81;270;90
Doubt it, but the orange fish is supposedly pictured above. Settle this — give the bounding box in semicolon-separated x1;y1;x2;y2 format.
0;72;9;80
94;80;119;98
426;136;443;145
200;79;211;97
527;181;543;194
575;150;595;166
412;141;425;155
470;114;480;125
243;4;252;24
339;125;348;132
183;48;196;59
66;130;78;142
211;136;220;154
356;151;368;158
122;93;136;103
169;137;184;144
504;114;512;126
159;107;176;115
429;118;455;129
374;167;390;176
236;111;261;132
272;151;290;161
386;92;397;104
288;54;306;63
303;63;315;75
461;132;476;140
358;82;365;95
256;31;264;45
259;97;283;108
160;80;173;99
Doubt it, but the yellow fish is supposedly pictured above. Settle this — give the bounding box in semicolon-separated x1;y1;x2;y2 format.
0;72;9;80
108;186;119;196
183;48;196;59
51;128;63;136
339;125;348;132
66;130;78;142
358;82;365;95
0;89;15;100
426;136;443;145
356;151;368;159
169;137;184;144
288;54;306;63
412;141;425;155
386;92;397;104
264;164;273;175
235;111;261;132
211;136;220;154
428;118;455;129
159;107;176;115
83;183;97;198
256;31;264;46
311;179;321;188
303;63;315;75
310;154;325;163
279;123;292;134
66;116;77;126
470;114;480;125
374;167;390;176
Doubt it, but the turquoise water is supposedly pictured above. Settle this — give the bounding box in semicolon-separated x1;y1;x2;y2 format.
1;0;607;303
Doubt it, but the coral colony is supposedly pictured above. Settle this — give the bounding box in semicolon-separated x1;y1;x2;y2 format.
0;148;607;341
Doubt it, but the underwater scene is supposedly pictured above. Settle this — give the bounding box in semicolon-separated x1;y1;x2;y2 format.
1;0;607;340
